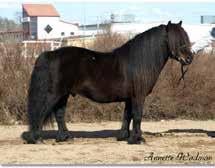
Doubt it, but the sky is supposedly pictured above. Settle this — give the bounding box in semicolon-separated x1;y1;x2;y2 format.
0;1;215;25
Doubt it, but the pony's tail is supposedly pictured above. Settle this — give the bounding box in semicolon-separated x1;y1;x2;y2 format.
27;51;50;132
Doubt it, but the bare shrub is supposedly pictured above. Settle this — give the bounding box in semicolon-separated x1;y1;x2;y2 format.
0;42;35;124
144;54;215;120
65;31;215;121
0;32;215;124
91;27;129;52
65;96;124;122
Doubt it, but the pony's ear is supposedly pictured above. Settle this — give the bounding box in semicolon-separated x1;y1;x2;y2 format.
178;20;182;26
166;21;171;31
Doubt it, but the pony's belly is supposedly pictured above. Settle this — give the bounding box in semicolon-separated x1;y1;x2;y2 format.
78;86;127;103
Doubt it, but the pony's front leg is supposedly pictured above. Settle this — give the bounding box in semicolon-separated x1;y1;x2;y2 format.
127;98;145;144
117;99;132;141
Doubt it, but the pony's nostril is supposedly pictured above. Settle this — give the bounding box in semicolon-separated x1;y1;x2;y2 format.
186;56;193;64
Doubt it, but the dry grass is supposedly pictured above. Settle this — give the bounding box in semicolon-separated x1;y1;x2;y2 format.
0;33;215;124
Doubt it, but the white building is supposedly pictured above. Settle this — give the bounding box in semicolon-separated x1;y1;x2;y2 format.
22;4;79;40
112;22;215;53
82;20;215;53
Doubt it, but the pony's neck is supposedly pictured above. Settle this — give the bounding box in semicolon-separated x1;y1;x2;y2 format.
119;25;170;96
147;47;169;80
147;26;170;74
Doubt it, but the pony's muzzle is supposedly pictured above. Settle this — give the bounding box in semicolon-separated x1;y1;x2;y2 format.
185;54;193;64
180;54;193;65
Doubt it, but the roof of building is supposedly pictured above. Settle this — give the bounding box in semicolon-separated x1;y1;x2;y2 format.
59;20;79;26
22;4;60;17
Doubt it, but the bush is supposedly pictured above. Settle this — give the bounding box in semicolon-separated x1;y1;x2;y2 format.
65;33;215;122
0;33;214;124
0;42;35;124
144;55;215;120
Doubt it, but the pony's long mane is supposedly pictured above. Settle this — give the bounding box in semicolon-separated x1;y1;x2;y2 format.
114;25;170;101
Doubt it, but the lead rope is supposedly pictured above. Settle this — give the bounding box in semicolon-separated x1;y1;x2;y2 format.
177;64;189;88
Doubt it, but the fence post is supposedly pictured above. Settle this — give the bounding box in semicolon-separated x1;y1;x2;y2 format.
23;41;27;57
51;41;54;51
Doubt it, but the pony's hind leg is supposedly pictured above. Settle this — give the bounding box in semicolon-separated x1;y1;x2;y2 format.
22;110;45;144
117;99;132;141
54;95;72;142
22;124;43;144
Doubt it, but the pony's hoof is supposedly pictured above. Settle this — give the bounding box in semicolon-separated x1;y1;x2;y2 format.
127;131;145;144
56;131;73;142
22;131;42;144
35;139;44;144
127;136;145;144
116;130;129;141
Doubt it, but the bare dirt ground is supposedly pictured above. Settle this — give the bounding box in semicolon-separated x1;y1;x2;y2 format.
0;120;215;165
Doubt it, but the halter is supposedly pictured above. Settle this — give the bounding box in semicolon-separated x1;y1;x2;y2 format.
165;21;193;87
168;42;192;87
170;44;190;62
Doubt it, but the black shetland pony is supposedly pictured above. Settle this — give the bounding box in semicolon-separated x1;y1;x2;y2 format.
22;21;193;144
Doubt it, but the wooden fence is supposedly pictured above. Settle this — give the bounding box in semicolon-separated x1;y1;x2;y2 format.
22;40;62;57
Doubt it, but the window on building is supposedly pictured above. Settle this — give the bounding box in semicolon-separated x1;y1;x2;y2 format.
61;32;65;36
70;32;74;36
31;32;37;40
